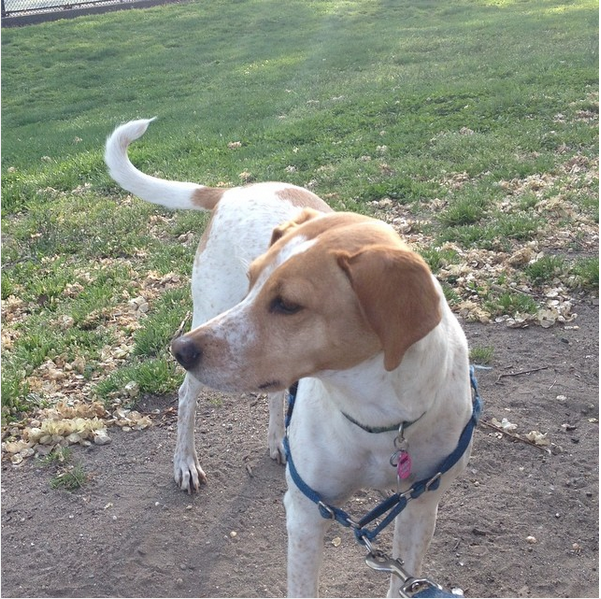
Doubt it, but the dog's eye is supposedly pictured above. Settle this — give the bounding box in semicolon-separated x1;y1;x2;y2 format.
270;296;303;315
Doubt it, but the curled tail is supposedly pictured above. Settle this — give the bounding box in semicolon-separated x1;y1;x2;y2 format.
104;118;224;211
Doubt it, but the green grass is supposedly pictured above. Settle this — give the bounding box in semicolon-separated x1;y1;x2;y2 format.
525;255;567;285
37;446;88;492
485;291;539;318
418;247;461;274
572;256;599;290
469;345;495;366
1;0;598;419
50;463;88;491
95;358;182;402
38;445;72;467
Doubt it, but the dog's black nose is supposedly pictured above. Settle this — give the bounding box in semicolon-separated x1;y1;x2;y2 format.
171;336;202;370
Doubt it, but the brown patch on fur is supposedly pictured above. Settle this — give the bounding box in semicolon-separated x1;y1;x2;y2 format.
269;208;323;246
193;204;220;269
191;187;226;211
276;187;332;212
251;213;393;289
337;246;441;371
194;218;214;264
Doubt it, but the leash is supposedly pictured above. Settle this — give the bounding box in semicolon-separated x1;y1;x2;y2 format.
284;366;483;598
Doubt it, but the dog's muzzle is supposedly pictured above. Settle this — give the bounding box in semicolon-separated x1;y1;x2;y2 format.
171;336;202;371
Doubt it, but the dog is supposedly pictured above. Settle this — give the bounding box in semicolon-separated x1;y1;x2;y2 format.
105;119;474;598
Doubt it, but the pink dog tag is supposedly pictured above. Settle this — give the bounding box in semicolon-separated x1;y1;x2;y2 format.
396;451;412;480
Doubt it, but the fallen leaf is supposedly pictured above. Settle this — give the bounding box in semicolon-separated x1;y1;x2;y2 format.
526;431;550;446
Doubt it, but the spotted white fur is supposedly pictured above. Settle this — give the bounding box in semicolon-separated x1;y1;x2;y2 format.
105;118;473;598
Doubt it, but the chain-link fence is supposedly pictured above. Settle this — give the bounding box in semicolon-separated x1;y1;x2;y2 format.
2;0;139;18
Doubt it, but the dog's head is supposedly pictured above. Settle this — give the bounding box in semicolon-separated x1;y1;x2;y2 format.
172;210;442;392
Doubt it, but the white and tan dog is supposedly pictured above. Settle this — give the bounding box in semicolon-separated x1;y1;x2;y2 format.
105;119;474;598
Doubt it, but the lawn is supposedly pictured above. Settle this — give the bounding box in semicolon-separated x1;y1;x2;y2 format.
1;0;598;423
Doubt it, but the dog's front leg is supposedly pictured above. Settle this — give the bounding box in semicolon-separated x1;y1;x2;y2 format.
173;373;207;493
284;481;329;598
387;494;439;598
267;391;286;464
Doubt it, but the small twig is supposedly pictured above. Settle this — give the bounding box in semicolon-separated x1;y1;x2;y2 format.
490;283;539;298
495;366;549;384
480;420;551;453
172;311;192;340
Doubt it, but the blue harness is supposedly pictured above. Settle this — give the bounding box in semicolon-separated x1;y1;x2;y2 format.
283;366;483;597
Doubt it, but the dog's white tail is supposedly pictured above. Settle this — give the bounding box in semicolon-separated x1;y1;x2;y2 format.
104;118;224;211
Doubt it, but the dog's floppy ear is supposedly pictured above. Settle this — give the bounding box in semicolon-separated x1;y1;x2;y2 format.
337;246;442;371
270;208;322;246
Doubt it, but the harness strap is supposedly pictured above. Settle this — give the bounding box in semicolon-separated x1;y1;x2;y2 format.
284;366;483;546
284;381;298;428
283;434;356;526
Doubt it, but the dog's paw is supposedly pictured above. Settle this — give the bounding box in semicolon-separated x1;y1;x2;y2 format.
173;452;207;493
269;438;287;465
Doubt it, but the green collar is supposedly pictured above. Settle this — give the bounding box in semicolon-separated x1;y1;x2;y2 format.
341;410;425;434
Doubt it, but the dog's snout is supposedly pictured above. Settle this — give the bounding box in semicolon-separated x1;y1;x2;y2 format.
172;336;202;371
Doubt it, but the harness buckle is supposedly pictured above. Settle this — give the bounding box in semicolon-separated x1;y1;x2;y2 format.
425;472;442;491
317;501;335;520
358;534;374;554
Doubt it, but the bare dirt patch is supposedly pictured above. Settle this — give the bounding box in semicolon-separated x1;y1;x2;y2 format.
1;301;598;598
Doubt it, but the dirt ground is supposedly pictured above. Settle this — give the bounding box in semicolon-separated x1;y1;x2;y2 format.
1;300;598;599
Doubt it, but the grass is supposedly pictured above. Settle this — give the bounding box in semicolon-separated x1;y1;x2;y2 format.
485;291;539;318
38;445;72;467
37;446;88;491
469;345;495;366
525;255;567;285
572;256;599;290
49;463;88;491
1;0;598;420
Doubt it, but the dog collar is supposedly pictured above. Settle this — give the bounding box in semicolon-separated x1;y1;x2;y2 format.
341;410;425;434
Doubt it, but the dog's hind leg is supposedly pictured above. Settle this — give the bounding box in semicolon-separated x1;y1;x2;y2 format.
267;391;286;464
173;372;206;493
